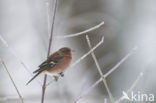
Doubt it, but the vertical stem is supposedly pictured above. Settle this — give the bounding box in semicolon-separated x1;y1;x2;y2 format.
41;0;58;103
86;35;114;103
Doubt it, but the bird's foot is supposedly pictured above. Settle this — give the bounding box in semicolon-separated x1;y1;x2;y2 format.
53;76;59;81
59;72;64;77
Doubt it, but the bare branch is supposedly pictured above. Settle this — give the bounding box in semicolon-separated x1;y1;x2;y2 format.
71;36;104;67
85;35;114;103
75;46;137;102
104;46;138;77
0;35;42;86
41;0;58;103
0;57;24;103
56;21;104;38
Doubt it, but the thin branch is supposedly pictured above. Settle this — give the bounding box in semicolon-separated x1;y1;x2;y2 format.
0;35;42;86
41;0;58;103
85;35;114;103
104;46;138;77
75;46;137;102
56;21;104;38
115;72;144;103
71;36;104;67
47;36;104;86
0;57;24;103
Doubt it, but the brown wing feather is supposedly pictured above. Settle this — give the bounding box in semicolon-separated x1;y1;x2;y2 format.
33;52;63;73
39;52;60;67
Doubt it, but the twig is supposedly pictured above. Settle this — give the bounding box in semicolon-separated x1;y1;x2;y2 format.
0;35;42;86
0;57;24;103
85;35;114;103
104;46;138;77
56;21;104;38
47;36;104;86
75;46;137;102
41;0;58;103
71;36;104;67
115;72;144;103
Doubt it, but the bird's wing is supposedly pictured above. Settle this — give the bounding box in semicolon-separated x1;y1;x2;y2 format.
33;52;64;73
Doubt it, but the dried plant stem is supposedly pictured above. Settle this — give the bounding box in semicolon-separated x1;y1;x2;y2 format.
71;36;104;67
75;46;137;102
0;35;42;86
0;58;24;103
104;46;138;77
41;0;58;103
86;35;114;103
56;21;104;38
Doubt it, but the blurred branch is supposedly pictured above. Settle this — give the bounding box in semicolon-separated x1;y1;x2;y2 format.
0;35;42;86
41;0;58;103
47;36;104;86
71;36;104;67
104;46;138;77
85;35;114;103
56;21;104;38
115;72;144;103
75;46;137;102
0;57;24;103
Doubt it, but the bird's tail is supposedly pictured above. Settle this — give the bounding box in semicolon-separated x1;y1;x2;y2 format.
26;72;41;85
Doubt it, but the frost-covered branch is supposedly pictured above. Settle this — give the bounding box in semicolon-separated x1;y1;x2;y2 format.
57;21;104;38
85;35;114;103
75;46;137;102
71;36;104;67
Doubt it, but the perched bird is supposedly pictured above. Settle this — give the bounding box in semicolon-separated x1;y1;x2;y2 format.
26;47;72;85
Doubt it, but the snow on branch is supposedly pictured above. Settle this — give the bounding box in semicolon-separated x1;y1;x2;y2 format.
71;36;104;67
56;21;104;38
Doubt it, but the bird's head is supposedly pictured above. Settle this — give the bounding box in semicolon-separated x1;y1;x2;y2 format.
59;47;72;56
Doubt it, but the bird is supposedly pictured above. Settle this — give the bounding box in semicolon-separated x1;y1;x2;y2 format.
26;47;72;85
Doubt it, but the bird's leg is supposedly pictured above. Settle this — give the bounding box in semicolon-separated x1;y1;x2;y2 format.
59;72;64;77
53;76;59;81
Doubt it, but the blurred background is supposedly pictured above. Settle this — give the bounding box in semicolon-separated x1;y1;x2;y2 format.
0;0;156;103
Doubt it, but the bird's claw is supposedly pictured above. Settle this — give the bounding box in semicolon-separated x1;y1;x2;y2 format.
59;72;64;77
